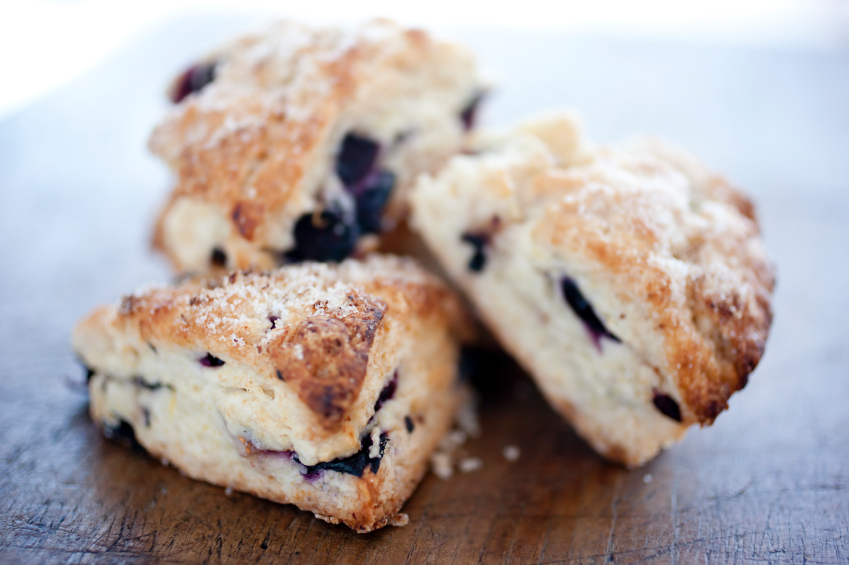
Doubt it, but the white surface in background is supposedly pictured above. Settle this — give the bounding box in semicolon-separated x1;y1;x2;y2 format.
1;0;848;119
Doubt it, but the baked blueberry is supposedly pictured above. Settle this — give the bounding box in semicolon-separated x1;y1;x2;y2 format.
199;353;225;367
297;433;389;478
171;62;218;103
336;134;380;187
560;277;620;348
285;211;360;263
103;419;146;453
460;92;484;131
132;376;174;391
210;247;227;267
652;392;682;422
461;233;488;272
353;170;395;234
374;371;398;412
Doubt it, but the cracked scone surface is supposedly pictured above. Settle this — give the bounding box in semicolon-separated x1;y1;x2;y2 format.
410;113;775;467
150;19;482;273
72;255;470;532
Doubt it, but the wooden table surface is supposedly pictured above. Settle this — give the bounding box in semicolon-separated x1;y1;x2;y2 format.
1;17;848;565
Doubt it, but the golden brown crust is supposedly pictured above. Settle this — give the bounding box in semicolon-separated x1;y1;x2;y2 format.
268;293;385;428
534;151;775;424
89;256;468;431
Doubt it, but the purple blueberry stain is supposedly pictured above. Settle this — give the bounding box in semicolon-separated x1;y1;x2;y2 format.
293;433;389;478
405;416;415;433
560;277;620;351
461;232;489;272
336;134;380;187
285;210;360;263
171;61;218;103
276;370;285;382
374;371;398;413
652;391;682;422
199;353;225;367
268;315;279;330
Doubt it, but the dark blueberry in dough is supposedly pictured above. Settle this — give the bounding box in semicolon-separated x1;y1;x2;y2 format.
653;392;682;422
374;371;398;412
103;419;146;453
210;247;227;267
461;233;488;272
268;316;279;329
171;61;218;103
296;433;389;478
199;353;225;367
405;416;415;433
285;211;360;263
84;365;95;384
336;134;380;187
132;376;174;391
276;370;285;381
353;170;395;234
560;277;621;347
460;92;485;131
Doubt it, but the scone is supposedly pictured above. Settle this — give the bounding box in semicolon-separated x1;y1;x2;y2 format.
410;113;775;467
149;19;483;273
72;255;471;532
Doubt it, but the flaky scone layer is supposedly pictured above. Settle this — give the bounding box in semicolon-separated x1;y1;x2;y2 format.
73;255;470;531
149;19;481;273
411;112;775;466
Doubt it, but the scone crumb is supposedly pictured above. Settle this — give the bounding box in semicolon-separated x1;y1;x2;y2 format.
643;474;653;484
389;513;410;527
431;452;454;480
502;445;520;462
456;397;481;438
459;457;483;473
313;513;341;525
225;486;233;496
430;428;475;479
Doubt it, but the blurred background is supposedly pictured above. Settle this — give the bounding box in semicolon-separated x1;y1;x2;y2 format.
2;0;849;118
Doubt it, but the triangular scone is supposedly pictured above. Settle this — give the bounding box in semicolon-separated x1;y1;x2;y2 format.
411;113;775;467
72;255;472;532
149;19;483;273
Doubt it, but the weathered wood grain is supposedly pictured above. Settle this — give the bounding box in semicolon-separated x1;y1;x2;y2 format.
1;16;848;565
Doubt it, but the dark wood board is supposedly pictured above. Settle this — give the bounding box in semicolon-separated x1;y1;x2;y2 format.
1;16;848;564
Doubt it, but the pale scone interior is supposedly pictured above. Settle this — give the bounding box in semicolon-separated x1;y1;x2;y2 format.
72;256;469;532
149;19;483;273
410;113;774;467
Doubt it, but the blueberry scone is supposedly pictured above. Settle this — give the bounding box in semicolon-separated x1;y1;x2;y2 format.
72;255;471;532
149;19;483;273
410;113;775;467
